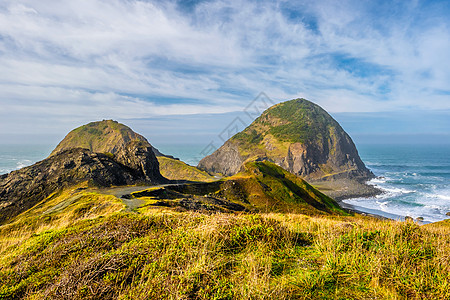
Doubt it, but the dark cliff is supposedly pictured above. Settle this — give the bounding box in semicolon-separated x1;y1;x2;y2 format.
0;148;161;224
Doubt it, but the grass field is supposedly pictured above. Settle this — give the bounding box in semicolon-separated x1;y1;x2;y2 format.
1;186;449;299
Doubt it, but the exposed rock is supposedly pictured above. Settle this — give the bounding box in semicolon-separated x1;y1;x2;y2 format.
198;98;374;185
50;120;164;183
446;212;450;216
197;141;243;176
114;140;164;182
0;148;163;224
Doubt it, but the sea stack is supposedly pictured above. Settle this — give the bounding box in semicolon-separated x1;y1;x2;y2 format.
51;120;164;182
198;98;373;183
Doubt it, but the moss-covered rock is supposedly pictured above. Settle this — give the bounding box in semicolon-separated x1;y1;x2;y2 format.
198;99;373;184
50;119;165;183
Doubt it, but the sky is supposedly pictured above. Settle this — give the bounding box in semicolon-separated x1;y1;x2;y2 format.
0;0;449;147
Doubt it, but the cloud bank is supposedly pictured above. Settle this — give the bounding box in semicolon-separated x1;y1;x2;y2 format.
0;0;449;138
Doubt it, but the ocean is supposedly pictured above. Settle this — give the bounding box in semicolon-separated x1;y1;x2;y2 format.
1;143;449;223
343;144;450;223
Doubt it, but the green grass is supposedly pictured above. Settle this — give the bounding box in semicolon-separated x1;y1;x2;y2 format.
157;156;217;182
0;168;449;299
1;208;449;299
50;120;149;156
234;161;346;215
232;99;338;145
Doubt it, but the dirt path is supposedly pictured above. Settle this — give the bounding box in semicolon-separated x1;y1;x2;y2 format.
98;184;182;211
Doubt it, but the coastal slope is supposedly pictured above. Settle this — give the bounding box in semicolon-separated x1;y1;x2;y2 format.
198;98;377;198
0;148;157;224
0;120;168;224
199;99;372;180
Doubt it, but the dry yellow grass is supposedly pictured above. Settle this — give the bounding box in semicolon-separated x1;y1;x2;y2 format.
1;187;449;299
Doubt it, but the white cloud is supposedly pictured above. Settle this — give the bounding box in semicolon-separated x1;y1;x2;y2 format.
0;0;449;138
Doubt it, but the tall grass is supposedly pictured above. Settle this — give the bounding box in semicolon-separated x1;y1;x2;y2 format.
1;209;449;299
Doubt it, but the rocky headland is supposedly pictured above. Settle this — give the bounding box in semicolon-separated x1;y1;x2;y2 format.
0;120;167;223
198;98;380;199
0;148;164;223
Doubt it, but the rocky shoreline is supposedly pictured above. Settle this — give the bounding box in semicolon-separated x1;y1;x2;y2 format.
310;178;382;201
312;178;435;223
311;178;400;221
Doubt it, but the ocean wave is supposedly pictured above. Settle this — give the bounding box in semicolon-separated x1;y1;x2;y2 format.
368;177;387;184
378;186;416;195
436;194;450;201
16;159;32;169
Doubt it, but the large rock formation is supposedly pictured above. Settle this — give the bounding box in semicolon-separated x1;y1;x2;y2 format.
0;148;157;223
198;99;373;182
0;120;167;223
51;119;150;156
51;120;164;182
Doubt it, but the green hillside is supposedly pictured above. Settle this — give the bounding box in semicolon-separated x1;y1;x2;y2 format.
198;98;373;183
157;156;217;182
1;183;449;299
50;120;150;156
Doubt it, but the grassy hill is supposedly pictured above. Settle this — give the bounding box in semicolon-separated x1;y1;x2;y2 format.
1;184;449;299
50;120;151;156
121;161;346;216
198;99;373;184
1;119;448;299
157;156;217;182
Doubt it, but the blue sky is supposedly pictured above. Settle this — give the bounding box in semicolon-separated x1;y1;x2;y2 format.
0;0;449;145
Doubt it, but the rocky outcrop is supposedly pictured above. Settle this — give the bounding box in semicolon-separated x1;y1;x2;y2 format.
0;120;169;223
0;148;164;224
198;98;373;183
51;119;176;161
51;120;150;156
50;120;164;183
114;140;164;182
196;141;243;176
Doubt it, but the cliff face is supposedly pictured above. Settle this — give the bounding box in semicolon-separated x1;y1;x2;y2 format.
198;99;373;182
0;148;155;224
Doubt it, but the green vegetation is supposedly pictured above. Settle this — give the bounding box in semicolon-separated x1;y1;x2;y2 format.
233;128;264;145
157;156;217;182
50;120;149;156
1;197;449;299
124;161;345;216
231;99;337;145
262;99;334;143
232;161;346;215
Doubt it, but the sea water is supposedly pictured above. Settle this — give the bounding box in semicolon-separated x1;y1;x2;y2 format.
1;143;449;223
0;144;53;175
344;144;450;223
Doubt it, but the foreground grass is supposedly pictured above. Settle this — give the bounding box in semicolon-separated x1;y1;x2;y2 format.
1;203;449;299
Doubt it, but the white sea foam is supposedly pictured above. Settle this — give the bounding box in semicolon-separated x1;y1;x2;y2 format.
436;194;450;201
376;186;416;196
16;159;31;169
369;177;386;184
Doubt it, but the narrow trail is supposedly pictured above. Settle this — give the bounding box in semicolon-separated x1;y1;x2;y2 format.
98;183;189;211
